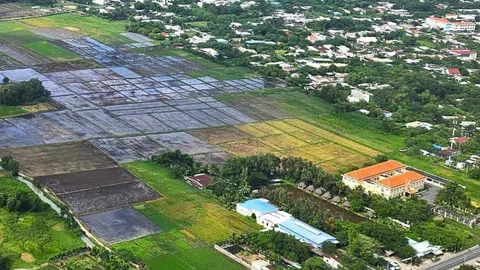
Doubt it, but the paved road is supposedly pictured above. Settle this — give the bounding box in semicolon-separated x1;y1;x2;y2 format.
422;246;480;270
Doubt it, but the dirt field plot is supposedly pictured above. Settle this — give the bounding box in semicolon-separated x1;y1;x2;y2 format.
188;119;375;173
58;181;160;215
0;53;24;70
6;116;77;144
148;132;222;155
31;28;84;40
118;136;166;158
0;141;117;176
42;110;109;139
184;110;226;127
80;207;161;244
223;96;289;121
220;139;273;157
119;114;174;133
53;95;98;111
284;119;381;157
82;92;133;106
201;108;241;125
69;69;106;82
36;167;138;194
0;45;42;66
110;106;176;116
189;126;250;145
0;119;42;148
192;151;231;165
151;111;207;130
42;80;74;96
90;138;145;163
76;109;139;136
44;71;83;84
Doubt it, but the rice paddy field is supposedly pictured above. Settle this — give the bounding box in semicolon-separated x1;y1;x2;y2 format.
191;119;378;173
0;177;84;268
115;162;260;269
216;88;480;201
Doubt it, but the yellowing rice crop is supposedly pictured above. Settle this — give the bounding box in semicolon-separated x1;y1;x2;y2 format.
238;124;269;137
261;133;308;150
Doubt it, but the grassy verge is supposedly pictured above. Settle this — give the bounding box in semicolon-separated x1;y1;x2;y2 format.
116;161;260;269
215;88;480;201
0;177;84;268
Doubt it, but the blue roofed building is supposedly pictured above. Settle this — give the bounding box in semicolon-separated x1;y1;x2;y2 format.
236;198;338;248
236;198;279;223
276;218;339;248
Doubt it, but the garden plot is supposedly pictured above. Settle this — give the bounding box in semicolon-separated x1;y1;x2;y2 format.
80;207;161;244
0;68;48;82
109;106;176;116
36;167;138;194
6;116;77;144
58;181;161;215
76;109;139;136
148;132;223;155
216;107;257;123
42;110;109;139
86;82;115;93
63;82;96;94
90;138;147;163
118;114;174;133
0;141;117;176
32;59;102;74
151;111;207;130
0;119;42;148
53;95;98;111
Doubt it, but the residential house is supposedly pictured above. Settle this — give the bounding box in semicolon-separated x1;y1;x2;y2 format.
341;160;426;198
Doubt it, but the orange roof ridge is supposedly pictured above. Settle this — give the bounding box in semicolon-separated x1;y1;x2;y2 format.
377;171;424;188
344;160;405;181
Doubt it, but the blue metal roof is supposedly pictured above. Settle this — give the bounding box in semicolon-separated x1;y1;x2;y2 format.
277;218;338;248
237;199;279;215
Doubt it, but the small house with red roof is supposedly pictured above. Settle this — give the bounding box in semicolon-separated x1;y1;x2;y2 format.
450;49;477;60
445;68;460;76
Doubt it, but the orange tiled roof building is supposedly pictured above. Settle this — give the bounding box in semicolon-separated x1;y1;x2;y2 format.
342;160;425;198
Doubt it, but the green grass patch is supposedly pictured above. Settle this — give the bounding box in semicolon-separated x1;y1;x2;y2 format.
0;21;30;34
134;47;221;68
145;248;243;270
24;41;79;61
0;105;28;118
0;177;84;268
18;13;132;44
0;29;44;44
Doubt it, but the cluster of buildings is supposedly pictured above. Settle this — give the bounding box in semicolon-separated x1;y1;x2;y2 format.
341;160;426;198
425;16;476;32
236;198;339;248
